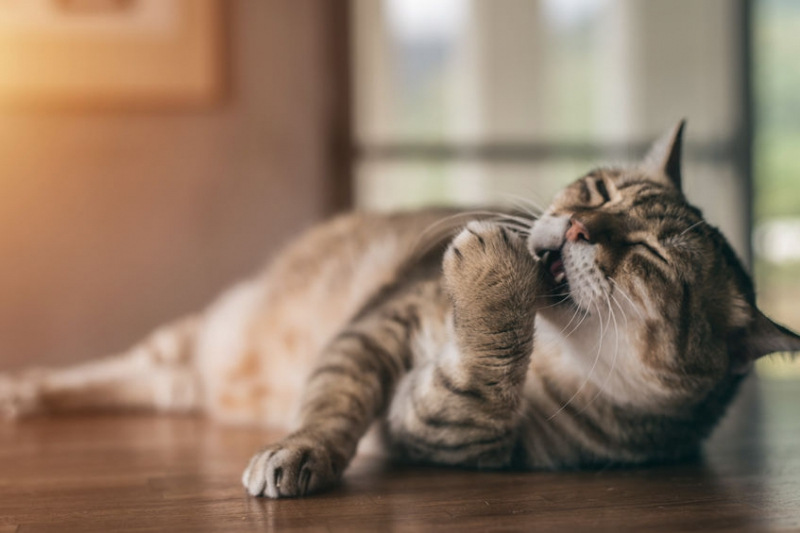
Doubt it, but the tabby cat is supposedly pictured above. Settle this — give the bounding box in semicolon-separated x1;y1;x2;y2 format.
2;122;799;499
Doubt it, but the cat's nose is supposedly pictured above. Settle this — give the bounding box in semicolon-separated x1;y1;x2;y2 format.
565;218;590;243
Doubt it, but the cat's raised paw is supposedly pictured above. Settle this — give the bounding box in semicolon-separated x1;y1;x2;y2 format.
242;433;340;498
443;221;535;296
445;220;522;264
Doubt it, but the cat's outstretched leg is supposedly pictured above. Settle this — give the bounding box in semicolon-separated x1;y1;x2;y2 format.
0;316;202;418
241;275;441;498
387;221;543;468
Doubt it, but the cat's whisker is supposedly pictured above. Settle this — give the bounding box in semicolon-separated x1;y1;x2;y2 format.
546;303;604;421
564;307;591;342
411;217;471;258
545;291;572;298
416;209;520;239
680;220;705;236
411;210;527;259
505;184;550;214
609;279;645;323
503;199;540;221
497;218;532;229
410;208;537;269
506;192;545;214
546;299;585;342
418;209;535;244
548;301;608;421
610;293;629;329
600;293;620;399
415;210;486;240
494;220;531;235
564;301;593;339
496;192;543;219
536;301;586;355
488;213;537;227
537;294;572;311
578;291;621;415
493;217;530;227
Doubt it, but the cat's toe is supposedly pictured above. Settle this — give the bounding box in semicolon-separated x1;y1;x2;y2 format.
444;222;528;284
445;221;523;266
242;437;338;498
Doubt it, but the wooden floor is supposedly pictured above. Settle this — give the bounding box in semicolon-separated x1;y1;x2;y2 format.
1;378;799;532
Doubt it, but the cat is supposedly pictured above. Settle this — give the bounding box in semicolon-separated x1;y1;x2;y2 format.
2;121;799;499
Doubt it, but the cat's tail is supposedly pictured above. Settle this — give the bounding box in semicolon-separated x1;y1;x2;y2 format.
0;314;204;419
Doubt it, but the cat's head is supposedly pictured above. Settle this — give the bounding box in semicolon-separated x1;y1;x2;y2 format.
528;121;800;389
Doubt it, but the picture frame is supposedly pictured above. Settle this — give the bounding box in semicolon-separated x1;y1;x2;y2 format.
0;0;225;109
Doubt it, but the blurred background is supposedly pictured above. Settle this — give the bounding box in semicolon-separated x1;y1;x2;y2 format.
0;0;797;378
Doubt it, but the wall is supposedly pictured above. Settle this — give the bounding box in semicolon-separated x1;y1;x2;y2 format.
0;0;347;370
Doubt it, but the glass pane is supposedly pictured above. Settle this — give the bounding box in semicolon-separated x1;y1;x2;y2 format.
353;0;742;145
356;159;597;212
753;0;800;377
683;161;749;260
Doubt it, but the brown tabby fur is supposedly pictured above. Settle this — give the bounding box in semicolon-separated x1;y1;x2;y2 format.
2;122;799;499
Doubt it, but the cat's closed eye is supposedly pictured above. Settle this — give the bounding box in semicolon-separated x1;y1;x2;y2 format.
625;240;669;264
594;179;611;203
578;178;611;206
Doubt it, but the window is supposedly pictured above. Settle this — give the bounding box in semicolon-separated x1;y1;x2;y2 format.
352;0;751;260
753;0;800;377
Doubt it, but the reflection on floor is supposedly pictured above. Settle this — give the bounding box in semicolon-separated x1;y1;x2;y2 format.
0;378;798;532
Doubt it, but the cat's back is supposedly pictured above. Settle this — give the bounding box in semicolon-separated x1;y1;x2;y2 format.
197;209;459;427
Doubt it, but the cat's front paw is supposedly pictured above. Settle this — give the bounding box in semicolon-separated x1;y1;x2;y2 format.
242;433;341;498
443;221;539;304
0;373;43;420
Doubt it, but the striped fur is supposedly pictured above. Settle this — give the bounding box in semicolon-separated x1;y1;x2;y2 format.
4;122;800;499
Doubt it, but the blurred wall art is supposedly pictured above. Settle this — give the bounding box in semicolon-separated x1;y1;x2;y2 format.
0;0;225;108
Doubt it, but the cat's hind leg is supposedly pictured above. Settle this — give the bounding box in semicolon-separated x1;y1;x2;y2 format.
0;315;202;419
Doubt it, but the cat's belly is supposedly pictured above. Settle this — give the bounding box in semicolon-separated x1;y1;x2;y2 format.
195;211;452;429
196;276;354;429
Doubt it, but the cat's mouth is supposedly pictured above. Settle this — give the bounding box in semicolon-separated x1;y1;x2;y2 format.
542;249;568;286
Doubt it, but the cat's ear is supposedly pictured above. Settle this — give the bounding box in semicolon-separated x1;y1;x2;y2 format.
729;308;800;373
641;120;686;191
